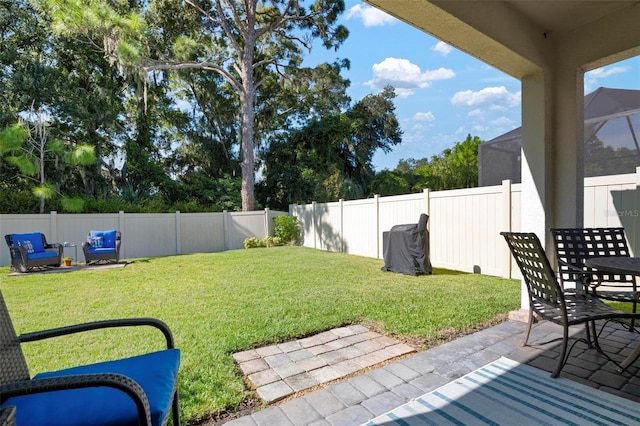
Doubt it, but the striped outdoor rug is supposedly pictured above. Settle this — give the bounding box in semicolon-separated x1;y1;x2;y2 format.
364;357;640;426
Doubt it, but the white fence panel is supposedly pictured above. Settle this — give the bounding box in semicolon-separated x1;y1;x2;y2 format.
584;172;639;255
342;198;377;258
227;211;269;250
126;213;178;259
429;185;507;276
294;204;317;249
316;201;343;252
179;213;225;254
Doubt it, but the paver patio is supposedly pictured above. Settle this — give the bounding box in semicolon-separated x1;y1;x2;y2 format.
225;319;640;425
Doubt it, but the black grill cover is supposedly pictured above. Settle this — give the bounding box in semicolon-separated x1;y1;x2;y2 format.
381;214;432;276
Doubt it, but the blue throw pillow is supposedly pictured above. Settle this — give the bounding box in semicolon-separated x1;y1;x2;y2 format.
17;239;35;254
89;230;117;249
12;233;45;253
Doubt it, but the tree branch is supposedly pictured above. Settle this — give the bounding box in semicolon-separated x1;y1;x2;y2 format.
140;60;242;93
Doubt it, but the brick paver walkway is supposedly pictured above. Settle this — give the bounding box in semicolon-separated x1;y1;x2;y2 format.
233;325;415;403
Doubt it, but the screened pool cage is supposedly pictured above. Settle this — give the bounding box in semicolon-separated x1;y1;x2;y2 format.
479;87;640;186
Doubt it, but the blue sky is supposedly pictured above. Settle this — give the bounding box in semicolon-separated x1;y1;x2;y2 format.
302;2;640;171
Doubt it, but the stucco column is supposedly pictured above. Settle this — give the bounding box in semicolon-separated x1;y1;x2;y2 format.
520;71;553;308
553;45;584;229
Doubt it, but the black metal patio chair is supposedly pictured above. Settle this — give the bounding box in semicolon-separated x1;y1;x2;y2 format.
550;227;637;329
501;232;640;377
0;291;180;426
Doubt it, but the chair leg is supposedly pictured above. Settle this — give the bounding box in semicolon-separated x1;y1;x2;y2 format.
631;299;637;332
172;391;180;426
522;308;534;347
552;324;570;378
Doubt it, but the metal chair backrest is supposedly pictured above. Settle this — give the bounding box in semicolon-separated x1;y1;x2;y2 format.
501;232;564;306
0;292;30;385
550;227;632;287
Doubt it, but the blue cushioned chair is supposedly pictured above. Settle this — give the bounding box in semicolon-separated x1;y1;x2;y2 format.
4;233;63;273
0;291;180;426
82;230;121;264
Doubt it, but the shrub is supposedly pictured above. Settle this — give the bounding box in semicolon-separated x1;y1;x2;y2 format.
244;237;261;249
274;215;300;244
262;236;283;247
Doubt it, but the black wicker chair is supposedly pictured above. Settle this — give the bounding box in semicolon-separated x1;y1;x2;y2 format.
550;227;637;329
501;232;640;377
82;230;121;264
4;233;63;273
0;291;180;426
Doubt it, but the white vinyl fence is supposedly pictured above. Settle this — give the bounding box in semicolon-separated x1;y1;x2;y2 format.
0;209;287;266
292;170;640;279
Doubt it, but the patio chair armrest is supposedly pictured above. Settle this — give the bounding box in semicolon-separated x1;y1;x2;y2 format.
8;246;26;260
0;373;151;426
17;318;175;349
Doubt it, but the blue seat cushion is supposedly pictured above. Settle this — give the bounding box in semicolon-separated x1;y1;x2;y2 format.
11;233;45;254
1;349;180;426
87;247;117;255
26;251;59;260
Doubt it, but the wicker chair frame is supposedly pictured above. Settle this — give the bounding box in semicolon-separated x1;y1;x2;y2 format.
501;232;640;377
550;227;637;329
0;291;180;425
4;234;63;273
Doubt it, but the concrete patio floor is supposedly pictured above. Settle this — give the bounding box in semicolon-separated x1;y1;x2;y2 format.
224;318;640;425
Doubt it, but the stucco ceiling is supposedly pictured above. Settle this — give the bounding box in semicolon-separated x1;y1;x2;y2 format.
504;0;636;35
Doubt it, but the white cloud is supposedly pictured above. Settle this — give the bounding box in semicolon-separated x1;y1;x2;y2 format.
584;65;631;93
489;116;514;127
451;86;521;109
413;111;436;122
586;65;630;80
367;57;455;97
345;4;397;27
432;41;452;56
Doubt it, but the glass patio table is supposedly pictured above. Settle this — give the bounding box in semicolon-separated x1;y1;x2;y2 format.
584;256;640;370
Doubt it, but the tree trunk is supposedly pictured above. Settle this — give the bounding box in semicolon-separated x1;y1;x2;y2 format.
239;8;257;212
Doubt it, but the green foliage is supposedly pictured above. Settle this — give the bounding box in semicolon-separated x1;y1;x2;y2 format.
273;215;300;244
394;134;483;192
0;124;28;151
0;189;41;213
60;196;85;213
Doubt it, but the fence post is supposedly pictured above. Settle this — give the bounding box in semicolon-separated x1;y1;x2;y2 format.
502;179;512;278
339;199;344;253
223;210;229;251
374;194;380;259
175;211;181;255
312;201;318;249
119;211;125;259
264;208;270;237
424;189;431;262
50;211;57;242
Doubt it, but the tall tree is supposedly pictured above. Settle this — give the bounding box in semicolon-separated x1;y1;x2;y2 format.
34;0;349;211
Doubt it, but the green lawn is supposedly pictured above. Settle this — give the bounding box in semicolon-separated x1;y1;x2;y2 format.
0;247;521;423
